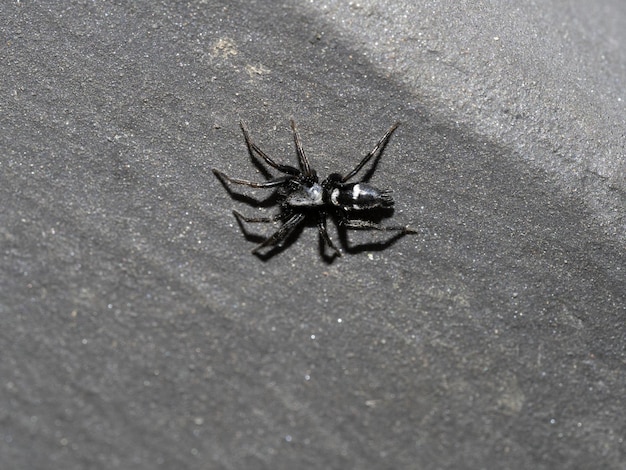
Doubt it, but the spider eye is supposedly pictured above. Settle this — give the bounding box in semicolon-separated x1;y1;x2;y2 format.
307;184;322;200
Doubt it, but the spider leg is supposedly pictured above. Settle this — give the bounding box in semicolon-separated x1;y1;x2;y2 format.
240;121;300;175
317;213;341;257
232;210;284;244
252;212;306;254
290;120;314;178
212;168;291;188
233;209;282;224
340;218;418;234
341;122;400;182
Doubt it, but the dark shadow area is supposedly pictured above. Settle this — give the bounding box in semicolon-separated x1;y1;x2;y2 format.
1;2;624;470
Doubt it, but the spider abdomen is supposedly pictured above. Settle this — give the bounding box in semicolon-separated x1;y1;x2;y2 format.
330;183;394;210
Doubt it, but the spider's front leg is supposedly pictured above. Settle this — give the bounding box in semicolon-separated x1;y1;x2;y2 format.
232;209;282;224
240;121;300;175
317;213;342;257
212;168;291;188
341;122;400;182
251;212;307;254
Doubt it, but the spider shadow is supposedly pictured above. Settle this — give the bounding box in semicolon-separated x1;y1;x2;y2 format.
233;210;344;262
236;207;411;263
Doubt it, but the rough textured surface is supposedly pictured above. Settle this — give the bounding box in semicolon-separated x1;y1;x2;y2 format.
1;1;624;469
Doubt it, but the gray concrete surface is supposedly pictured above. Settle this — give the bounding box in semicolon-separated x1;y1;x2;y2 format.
1;1;624;469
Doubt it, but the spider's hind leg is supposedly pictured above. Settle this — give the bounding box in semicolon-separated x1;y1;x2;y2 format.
337;216;418;253
340;218;418;234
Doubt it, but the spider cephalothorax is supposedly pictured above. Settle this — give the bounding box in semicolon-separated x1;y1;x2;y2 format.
212;120;416;257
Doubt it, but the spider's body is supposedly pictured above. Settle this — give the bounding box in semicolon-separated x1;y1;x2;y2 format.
213;120;416;257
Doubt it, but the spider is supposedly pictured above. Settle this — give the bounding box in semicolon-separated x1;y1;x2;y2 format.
212;120;417;257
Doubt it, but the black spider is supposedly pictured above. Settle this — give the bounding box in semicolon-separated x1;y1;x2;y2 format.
212;120;417;257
